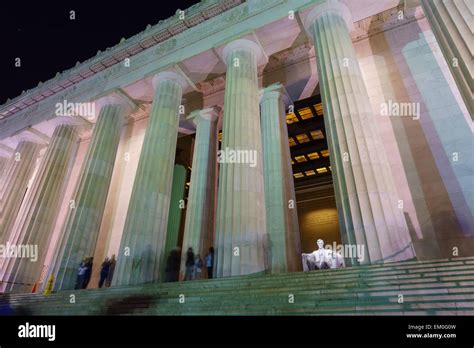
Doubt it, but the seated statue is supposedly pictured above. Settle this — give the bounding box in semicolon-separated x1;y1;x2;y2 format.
302;239;345;271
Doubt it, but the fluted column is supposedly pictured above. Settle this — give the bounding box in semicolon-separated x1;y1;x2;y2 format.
421;0;474;118
0;158;8;185
2;121;81;293
304;0;414;264
180;107;219;278
260;84;301;273
162;163;187;278
404;3;474;231
53;94;135;290
113;71;186;286
0;141;41;243
0;150;12;186
215;39;267;277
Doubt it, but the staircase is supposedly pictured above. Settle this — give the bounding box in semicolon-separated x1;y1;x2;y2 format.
1;257;474;315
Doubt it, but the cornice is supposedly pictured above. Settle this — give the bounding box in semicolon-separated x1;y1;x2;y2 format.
0;0;243;120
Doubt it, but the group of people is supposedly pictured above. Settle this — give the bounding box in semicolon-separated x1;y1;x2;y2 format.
164;246;214;282
184;247;214;281
76;247;214;288
75;255;116;290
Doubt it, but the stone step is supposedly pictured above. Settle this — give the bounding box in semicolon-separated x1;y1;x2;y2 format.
29;301;474;316
3;258;474;315
5;276;474;309
20;287;474;312
4;258;474;300
5;257;473;298
12;265;473;301
5;283;472;310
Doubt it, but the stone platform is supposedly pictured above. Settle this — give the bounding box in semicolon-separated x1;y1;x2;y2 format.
1;257;474;315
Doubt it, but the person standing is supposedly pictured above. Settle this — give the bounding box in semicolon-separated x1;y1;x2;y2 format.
165;248;181;282
83;257;93;289
75;260;87;290
184;247;195;281
194;254;203;280
206;247;214;279
98;257;110;288
105;255;116;287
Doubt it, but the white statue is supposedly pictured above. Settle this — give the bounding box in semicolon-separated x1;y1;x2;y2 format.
302;239;345;271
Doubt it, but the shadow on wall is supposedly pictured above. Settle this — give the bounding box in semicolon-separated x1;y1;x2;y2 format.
366;14;473;259
262;30;316;101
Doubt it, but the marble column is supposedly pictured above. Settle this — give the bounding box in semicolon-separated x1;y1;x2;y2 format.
0;147;13;186
180;107;219;278
260;84;301;273
113;71;186;286
162;163;186;279
0;157;6;187
2;120;81;293
0;140;41;244
400;8;474;234
421;0;474;118
0;157;8;187
215;39;267;277
304;0;414;264
53;94;135;290
0;146;16;200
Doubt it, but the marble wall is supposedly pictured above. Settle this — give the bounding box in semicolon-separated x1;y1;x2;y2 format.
354;16;473;259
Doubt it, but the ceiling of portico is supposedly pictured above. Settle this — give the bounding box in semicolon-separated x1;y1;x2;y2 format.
116;13;315;123
177;0;423;108
344;0;403;22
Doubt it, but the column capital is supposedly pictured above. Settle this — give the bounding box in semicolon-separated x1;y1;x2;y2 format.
152;70;189;90
94;89;138;117
48;115;92;134
259;83;292;108
0;143;14;158
221;39;268;66
188;106;221;126
10;128;48;146
0;128;48;150
303;0;353;37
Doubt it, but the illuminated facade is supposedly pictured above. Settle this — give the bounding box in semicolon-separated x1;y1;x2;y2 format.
0;0;472;302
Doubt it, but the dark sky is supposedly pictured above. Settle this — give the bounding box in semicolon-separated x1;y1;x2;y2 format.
0;1;201;105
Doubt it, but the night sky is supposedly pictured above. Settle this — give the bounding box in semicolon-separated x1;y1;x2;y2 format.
0;1;201;105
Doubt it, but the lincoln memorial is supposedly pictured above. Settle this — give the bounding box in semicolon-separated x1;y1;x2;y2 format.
0;0;473;315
